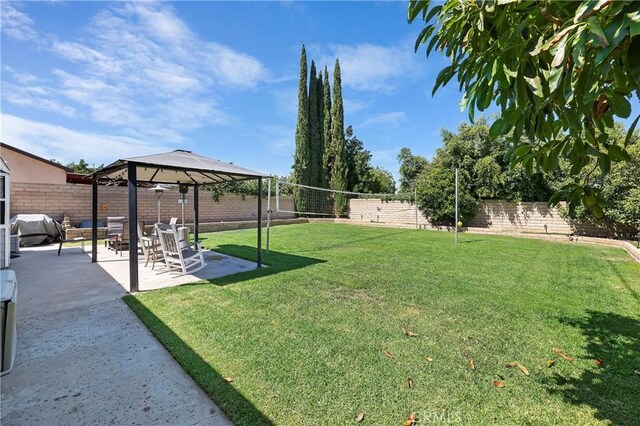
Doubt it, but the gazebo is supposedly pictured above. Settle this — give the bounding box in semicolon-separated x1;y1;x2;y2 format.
91;149;270;292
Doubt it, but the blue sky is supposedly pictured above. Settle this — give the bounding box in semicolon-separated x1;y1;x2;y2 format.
2;1;636;184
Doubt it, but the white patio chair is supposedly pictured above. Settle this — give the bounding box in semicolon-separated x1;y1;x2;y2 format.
155;223;206;275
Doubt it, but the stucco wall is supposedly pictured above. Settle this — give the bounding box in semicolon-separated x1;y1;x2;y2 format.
10;182;294;225
0;147;67;184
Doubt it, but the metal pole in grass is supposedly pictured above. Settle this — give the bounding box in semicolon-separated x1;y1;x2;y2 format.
267;176;272;254
455;168;459;244
414;187;418;230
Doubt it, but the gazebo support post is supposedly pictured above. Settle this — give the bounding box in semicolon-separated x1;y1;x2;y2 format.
128;162;139;293
194;184;199;245
257;177;262;268
92;175;98;263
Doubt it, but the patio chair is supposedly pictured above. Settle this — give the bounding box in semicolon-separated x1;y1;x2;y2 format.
56;218;87;256
105;216;128;255
137;221;161;269
155;223;206;275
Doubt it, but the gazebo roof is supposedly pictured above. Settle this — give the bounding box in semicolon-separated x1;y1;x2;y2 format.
94;149;269;185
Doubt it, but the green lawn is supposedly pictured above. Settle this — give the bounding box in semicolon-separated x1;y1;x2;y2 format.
124;223;640;425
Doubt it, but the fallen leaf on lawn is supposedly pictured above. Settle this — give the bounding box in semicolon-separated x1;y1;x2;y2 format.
468;359;476;370
425;356;433;362
402;327;418;337
223;377;233;383
461;348;469;357
382;349;394;359
404;412;417;426
506;361;529;376
546;359;556;368
356;412;365;422
407;377;414;388
492;380;506;388
595;358;602;367
553;348;574;361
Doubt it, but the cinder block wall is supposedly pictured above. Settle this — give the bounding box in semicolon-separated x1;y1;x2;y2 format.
347;199;626;237
349;199;428;226
10;182;294;225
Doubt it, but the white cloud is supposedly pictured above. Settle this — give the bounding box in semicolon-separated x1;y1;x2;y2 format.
344;98;370;114
318;40;423;93
1;114;174;165
359;112;407;128
2;82;77;118
0;3;39;41
1;1;270;141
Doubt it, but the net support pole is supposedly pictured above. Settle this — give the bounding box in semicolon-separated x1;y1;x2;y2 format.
455;168;459;244
266;177;271;254
275;180;280;213
414;187;418;230
257;177;262;268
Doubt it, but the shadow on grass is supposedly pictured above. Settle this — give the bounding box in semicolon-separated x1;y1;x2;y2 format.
544;311;640;425
124;296;274;425
203;244;325;287
457;239;485;244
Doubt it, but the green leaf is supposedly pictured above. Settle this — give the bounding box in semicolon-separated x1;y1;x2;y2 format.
625;114;640;146
587;16;608;46
607;145;631;162
598;154;611;177
548;66;563;93
524;75;544;98
503;59;518;78
592;204;604;219
551;36;568;67
548;190;565;207
513;144;531;157
624;10;640;37
432;65;453;96
489;118;505;139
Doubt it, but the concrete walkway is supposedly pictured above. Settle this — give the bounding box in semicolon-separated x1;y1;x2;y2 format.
1;245;232;425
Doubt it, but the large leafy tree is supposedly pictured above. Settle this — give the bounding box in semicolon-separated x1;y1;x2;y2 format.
66;159;103;174
397;147;428;193
409;0;640;217
344;125;372;193
293;44;311;211
414;120;555;222
344;125;397;193
368;167;396;194
331;59;349;215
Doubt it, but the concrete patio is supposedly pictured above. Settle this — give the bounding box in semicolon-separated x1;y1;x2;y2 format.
94;243;258;291
0;244;234;425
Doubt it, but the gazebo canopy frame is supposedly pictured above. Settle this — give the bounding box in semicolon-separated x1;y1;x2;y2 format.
91;150;270;292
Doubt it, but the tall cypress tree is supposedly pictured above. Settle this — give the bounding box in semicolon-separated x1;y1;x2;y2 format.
308;61;321;190
316;71;326;188
321;66;332;189
293;44;310;212
331;58;348;216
